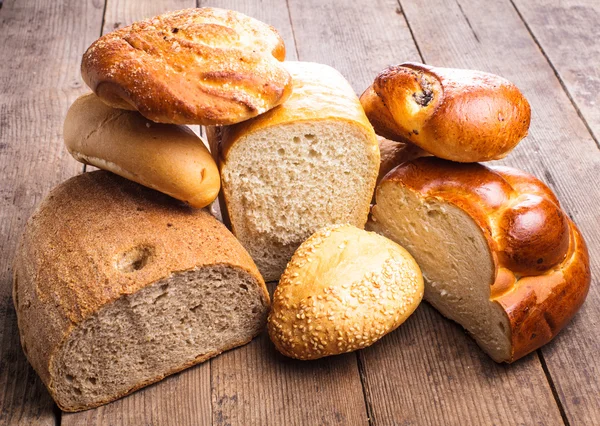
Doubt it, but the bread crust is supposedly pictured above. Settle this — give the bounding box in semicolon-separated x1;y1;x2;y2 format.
64;93;220;208
360;63;531;162
376;135;427;185
81;8;292;125
209;61;379;163
13;171;269;410
377;158;590;362
268;224;423;360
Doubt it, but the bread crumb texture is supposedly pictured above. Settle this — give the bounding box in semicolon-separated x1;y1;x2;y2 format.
268;224;423;360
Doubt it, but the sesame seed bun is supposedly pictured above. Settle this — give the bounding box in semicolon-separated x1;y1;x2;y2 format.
267;224;424;360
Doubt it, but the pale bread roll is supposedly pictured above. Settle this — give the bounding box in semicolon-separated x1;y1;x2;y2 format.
64;93;220;208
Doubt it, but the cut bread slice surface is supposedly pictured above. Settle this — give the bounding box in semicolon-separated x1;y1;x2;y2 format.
369;181;511;362
213;61;380;281
223;121;377;281
13;171;270;411
53;265;266;411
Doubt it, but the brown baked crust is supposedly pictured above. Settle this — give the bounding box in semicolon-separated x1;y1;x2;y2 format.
13;171;269;406
81;8;292;125
360;63;531;162
381;158;590;362
64;93;220;208
209;61;379;163
376;135;428;185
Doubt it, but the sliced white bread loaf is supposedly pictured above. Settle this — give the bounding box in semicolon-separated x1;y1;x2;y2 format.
13;171;270;411
207;61;380;281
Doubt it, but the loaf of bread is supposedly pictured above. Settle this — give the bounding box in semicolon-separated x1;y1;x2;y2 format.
207;61;380;281
13;171;270;411
268;224;423;360
81;8;292;125
368;158;590;362
360;63;531;162
64;93;220;208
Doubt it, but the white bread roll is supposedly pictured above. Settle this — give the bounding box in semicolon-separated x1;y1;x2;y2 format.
207;61;380;281
268;224;423;359
13;171;269;411
64;93;220;208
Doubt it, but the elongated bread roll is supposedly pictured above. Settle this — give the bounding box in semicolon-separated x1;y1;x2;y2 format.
13;171;269;411
64;93;220;208
208;61;380;281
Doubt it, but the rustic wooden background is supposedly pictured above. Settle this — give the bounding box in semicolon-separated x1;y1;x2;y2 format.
1;0;599;424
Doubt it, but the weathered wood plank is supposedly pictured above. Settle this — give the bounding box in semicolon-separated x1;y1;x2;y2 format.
287;0;568;424
60;1;213;425
512;0;600;145
398;0;600;424
0;0;105;425
199;2;369;424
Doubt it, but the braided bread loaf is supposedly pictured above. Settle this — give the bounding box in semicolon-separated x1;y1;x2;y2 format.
368;157;590;362
82;8;292;125
360;63;531;162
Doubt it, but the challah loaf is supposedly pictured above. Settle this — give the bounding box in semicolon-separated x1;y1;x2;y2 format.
207;61;380;281
81;8;292;125
268;224;423;360
13;171;269;411
368;158;590;362
360;63;531;162
64;93;220;208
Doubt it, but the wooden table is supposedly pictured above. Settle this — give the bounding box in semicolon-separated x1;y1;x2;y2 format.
1;0;599;424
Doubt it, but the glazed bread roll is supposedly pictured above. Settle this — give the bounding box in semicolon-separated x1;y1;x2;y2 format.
64;93;220;208
81;8;292;125
268;224;423;360
208;61;380;281
13;171;270;411
360;63;531;162
368;158;590;362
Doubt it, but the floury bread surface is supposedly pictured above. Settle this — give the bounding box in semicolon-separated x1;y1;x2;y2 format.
13;171;269;411
208;61;380;281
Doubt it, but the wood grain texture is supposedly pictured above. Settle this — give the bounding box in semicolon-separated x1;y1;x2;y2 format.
62;367;211;426
512;0;600;145
199;2;368;424
399;0;600;424
0;0;104;424
286;0;568;424
288;0;421;93
60;1;213;425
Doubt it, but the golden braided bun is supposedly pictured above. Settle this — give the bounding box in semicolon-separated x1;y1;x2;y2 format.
369;158;590;362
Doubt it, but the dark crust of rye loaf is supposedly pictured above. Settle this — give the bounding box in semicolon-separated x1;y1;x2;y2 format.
12;170;269;410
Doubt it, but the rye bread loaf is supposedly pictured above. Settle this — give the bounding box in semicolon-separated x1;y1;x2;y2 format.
368;158;590;362
64;93;220;208
81;8;292;125
207;61;380;281
13;171;269;411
